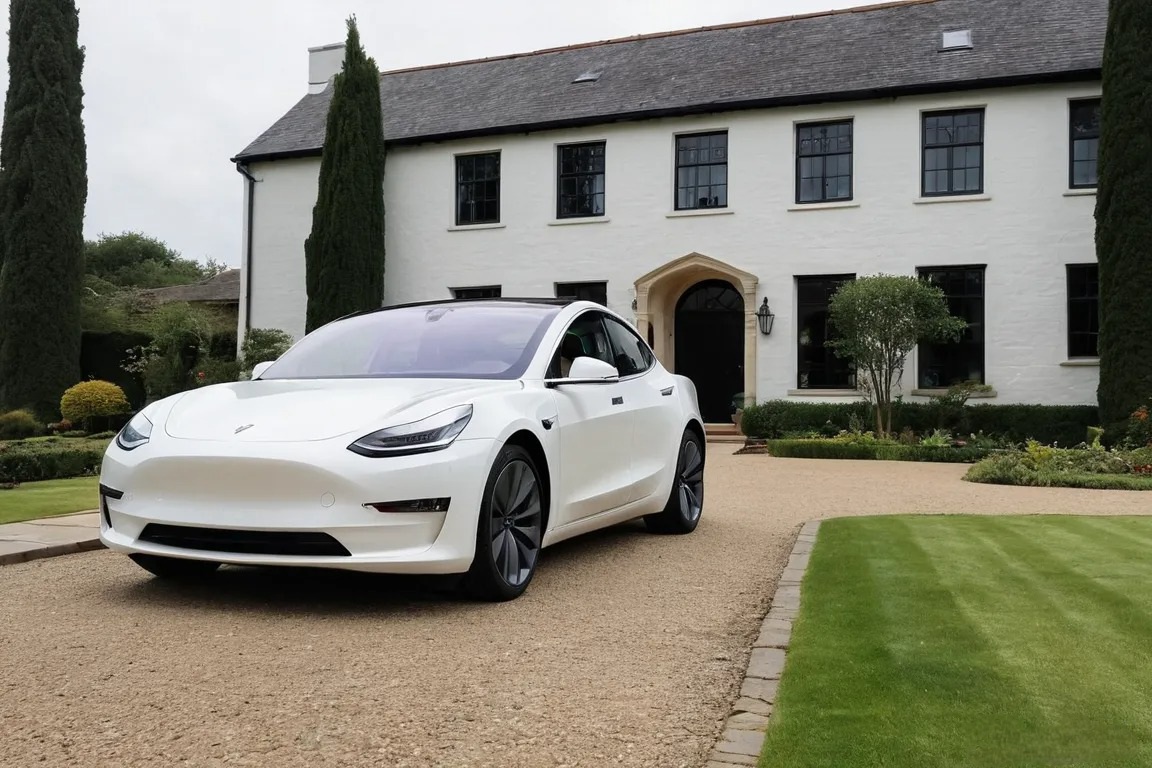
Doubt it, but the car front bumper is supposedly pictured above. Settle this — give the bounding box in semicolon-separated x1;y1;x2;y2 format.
98;436;498;574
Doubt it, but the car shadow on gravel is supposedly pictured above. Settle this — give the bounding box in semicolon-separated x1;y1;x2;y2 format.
100;519;654;617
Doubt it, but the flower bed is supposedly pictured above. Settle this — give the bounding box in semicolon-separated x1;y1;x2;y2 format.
964;442;1152;491
745;439;994;464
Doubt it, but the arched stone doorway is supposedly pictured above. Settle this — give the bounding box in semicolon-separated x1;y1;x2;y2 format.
633;252;759;422
675;280;745;423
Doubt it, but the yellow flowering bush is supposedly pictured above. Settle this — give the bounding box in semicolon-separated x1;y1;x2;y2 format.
60;380;131;426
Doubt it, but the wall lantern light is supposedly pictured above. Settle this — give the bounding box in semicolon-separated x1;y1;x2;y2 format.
757;297;775;336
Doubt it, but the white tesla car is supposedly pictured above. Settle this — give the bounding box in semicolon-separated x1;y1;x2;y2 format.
98;298;706;601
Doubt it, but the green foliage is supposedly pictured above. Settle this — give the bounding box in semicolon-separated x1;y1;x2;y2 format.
1096;0;1152;428
759;439;992;464
0;0;88;419
740;399;1099;447
0;438;106;484
0;409;43;440
826;274;967;436
59;380;131;428
305;15;387;334
965;441;1152;490
239;327;294;378
83;231;225;289
122;302;237;400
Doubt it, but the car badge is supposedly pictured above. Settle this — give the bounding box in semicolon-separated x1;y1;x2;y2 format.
234;424;255;434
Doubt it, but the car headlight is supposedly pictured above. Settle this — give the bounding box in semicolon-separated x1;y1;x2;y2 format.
348;404;473;458
116;411;153;451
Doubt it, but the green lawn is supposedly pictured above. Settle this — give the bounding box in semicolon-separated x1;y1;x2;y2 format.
760;515;1152;768
0;476;100;524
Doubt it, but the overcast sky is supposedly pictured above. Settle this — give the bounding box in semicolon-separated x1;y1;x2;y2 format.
0;0;866;268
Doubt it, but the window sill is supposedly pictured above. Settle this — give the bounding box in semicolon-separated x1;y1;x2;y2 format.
787;201;860;212
913;194;992;205
447;223;506;232
911;387;998;398
547;217;611;227
1060;359;1100;367
787;389;865;398
666;209;735;219
1063;188;1097;197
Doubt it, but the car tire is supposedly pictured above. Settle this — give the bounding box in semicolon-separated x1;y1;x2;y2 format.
644;427;705;535
462;444;545;602
129;553;221;580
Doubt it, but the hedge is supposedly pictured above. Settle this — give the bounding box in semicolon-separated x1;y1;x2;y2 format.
753;439;993;464
0;438;108;484
740;400;1100;447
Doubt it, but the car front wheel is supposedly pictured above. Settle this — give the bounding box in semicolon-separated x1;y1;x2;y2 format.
462;444;545;602
644;427;705;534
129;553;221;580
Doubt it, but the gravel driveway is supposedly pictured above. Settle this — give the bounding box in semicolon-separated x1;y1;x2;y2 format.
3;450;1150;768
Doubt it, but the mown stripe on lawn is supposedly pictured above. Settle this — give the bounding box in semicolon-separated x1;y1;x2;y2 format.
931;517;1152;763
759;516;1053;768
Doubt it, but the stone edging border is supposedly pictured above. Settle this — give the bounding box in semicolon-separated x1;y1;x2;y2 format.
705;519;820;767
0;538;105;567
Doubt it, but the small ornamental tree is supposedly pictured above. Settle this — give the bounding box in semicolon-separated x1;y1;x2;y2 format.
826;274;967;437
303;15;386;334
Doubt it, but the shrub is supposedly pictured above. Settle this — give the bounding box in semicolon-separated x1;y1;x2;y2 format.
60;380;131;429
964;443;1152;491
240;328;294;378
0;439;107;484
739;399;1098;447
0;409;43;440
757;439;992;464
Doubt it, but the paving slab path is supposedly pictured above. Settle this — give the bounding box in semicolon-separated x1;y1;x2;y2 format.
1;453;1150;768
0;511;101;565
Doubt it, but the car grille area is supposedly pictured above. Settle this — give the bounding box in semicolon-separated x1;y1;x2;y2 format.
138;524;352;557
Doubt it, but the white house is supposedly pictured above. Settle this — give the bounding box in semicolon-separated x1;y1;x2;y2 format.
232;0;1107;424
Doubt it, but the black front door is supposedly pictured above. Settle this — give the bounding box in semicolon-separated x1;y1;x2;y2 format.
675;280;745;423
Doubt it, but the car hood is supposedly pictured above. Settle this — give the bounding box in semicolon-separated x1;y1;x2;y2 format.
162;378;521;442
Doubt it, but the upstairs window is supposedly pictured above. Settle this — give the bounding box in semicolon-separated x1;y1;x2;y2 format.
557;142;606;218
456;152;500;225
922;109;984;196
796;121;853;203
1070;99;1101;189
675;132;728;210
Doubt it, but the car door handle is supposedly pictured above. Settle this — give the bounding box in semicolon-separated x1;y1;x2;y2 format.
612;396;624;406
660;386;674;397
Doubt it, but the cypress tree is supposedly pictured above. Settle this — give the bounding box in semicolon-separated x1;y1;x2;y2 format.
0;0;87;418
304;15;386;334
1096;0;1152;430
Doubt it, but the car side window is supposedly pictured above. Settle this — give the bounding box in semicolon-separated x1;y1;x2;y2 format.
603;317;653;377
547;311;615;378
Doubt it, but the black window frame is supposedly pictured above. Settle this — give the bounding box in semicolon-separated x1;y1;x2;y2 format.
674;131;728;211
602;315;656;378
916;265;985;388
1066;263;1099;359
795;120;854;204
556;141;606;219
1069;98;1101;190
451;285;502;300
555;281;608;306
921;108;985;197
455;151;501;226
795;274;856;390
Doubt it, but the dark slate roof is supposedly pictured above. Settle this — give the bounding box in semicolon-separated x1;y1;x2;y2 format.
137;269;241;305
233;0;1107;162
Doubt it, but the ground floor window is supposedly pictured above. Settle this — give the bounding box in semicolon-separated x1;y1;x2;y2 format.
796;274;856;389
555;281;607;306
917;265;985;387
451;285;501;299
1067;263;1099;359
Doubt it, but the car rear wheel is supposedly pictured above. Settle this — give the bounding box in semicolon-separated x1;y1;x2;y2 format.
129;553;221;580
644;427;705;535
463;444;544;602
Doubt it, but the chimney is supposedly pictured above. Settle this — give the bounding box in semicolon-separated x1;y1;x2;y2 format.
308;42;346;94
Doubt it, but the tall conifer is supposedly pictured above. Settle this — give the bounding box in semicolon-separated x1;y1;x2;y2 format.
304;16;386;334
0;0;88;417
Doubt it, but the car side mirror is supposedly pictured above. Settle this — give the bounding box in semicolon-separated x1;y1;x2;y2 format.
250;360;275;380
545;356;620;388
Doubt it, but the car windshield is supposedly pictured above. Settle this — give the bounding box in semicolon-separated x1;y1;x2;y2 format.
259;302;561;380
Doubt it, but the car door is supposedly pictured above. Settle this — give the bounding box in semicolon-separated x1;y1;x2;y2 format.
601;316;683;504
547;311;636;524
